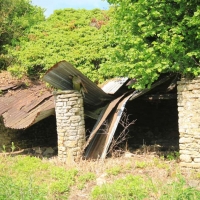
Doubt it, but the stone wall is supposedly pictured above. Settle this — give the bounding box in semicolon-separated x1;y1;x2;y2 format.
178;77;200;169
54;90;85;162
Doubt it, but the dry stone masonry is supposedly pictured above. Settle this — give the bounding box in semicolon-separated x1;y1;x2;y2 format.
177;77;200;169
53;90;85;162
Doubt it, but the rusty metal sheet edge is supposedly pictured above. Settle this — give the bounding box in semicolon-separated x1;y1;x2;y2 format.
83;93;127;153
100;93;133;159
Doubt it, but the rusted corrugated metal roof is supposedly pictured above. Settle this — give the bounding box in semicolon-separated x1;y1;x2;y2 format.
43;60;113;107
0;78;55;129
100;77;129;94
84;74;174;159
84;92;134;159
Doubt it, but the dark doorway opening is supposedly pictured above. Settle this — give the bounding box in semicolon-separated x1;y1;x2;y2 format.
114;97;179;156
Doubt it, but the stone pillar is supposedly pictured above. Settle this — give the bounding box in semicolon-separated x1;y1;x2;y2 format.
177;77;200;169
53;90;85;162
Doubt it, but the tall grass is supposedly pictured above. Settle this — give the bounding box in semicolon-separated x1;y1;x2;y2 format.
0;155;77;199
91;175;200;200
1;153;200;200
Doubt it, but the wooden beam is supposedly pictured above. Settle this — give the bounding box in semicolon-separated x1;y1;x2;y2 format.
140;94;177;100
129;74;175;101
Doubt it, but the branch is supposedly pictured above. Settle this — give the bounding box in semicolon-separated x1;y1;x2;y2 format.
191;56;200;66
107;109;136;156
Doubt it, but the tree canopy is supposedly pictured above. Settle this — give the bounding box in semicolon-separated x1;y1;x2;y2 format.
105;0;200;89
1;1;200;89
6;8;115;83
0;0;45;69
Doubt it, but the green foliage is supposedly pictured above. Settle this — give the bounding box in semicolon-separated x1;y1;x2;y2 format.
7;8;115;83
135;161;148;169
106;166;122;176
2;0;200;88
166;151;180;161
160;176;200;200
91;175;151;199
105;0;200;89
0;176;46;200
77;172;96;190
2;145;6;153
11;142;15;152
0;155;78;199
0;0;45;70
91;174;200;200
153;157;170;169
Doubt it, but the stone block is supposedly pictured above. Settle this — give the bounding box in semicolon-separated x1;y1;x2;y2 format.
66;130;78;136
179;150;191;155
59;146;66;151
64;141;77;148
73;105;81;108
69;97;78;101
56;102;63;107
190;151;200;156
57;132;65;137
71;123;79;126
79;121;85;126
77;99;83;104
67;101;77;106
189;123;200;129
78;128;85;135
69;108;81;113
178;107;184;111
179;137;193;143
70;116;81;122
68;136;78;140
180;154;192;163
194;158;200;163
180;162;200;169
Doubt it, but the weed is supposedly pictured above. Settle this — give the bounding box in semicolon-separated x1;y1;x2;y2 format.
50;167;78;196
11;142;16;152
77;172;96;190
2;145;6;153
166;151;180;161
106;166;122;176
124;162;132;170
0;176;46;200
160;176;200;199
0;155;78;199
91;175;151;199
153;157;170;169
91;174;200;200
135;161;148;169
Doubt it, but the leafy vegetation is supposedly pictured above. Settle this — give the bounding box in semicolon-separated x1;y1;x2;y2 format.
0;155;78;199
106;0;200;89
91;175;200;200
106;165;122;176
77;172;96;190
92;175;152;199
6;8;115;82
0;0;45;70
1;0;199;89
0;154;200;199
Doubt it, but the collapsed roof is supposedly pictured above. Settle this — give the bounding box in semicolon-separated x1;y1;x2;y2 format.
0;72;54;129
0;60;177;158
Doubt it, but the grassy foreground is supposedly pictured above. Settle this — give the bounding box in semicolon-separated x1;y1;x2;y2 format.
0;154;200;200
